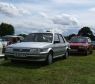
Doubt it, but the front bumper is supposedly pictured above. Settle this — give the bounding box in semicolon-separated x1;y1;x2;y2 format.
69;48;87;53
5;52;48;61
0;54;5;58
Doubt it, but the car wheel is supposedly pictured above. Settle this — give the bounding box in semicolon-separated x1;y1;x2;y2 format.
63;50;69;59
11;59;17;63
46;53;53;65
90;50;93;54
84;50;89;56
4;55;8;60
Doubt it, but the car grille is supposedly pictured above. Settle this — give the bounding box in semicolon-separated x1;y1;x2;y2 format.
70;46;79;49
13;49;30;52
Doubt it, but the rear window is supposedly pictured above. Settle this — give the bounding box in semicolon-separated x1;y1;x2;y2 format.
70;37;87;43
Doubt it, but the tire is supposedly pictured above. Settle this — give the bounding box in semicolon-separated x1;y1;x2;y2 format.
11;59;17;63
2;48;5;53
46;53;53;65
90;50;93;54
84;50;89;56
4;56;7;60
63;50;69;59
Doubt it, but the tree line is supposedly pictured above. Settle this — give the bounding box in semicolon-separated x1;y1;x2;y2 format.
67;27;95;41
0;23;14;37
0;22;95;40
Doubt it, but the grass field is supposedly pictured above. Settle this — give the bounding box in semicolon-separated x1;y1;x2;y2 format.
0;52;95;84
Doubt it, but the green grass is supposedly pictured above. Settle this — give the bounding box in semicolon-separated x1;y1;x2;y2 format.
0;52;95;84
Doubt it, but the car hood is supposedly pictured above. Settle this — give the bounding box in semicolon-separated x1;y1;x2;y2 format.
70;43;88;46
8;42;52;48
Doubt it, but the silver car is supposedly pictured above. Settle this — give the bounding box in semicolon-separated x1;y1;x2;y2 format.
0;38;4;58
5;32;70;64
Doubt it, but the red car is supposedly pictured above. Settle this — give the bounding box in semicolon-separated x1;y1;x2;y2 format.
69;36;93;55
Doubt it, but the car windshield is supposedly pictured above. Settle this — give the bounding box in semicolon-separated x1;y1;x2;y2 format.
23;33;53;43
70;37;87;43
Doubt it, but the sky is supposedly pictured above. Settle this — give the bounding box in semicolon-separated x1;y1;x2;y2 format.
0;0;95;35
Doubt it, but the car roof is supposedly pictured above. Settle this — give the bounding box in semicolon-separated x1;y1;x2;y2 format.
3;35;22;38
2;35;24;40
29;32;54;35
28;31;63;34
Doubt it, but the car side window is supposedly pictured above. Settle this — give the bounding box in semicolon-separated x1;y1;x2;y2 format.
58;34;65;43
54;34;60;43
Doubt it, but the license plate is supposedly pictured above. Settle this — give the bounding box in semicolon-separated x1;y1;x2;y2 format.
14;53;26;57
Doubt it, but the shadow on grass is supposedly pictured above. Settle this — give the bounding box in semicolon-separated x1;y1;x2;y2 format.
69;53;87;57
1;60;48;69
1;57;67;69
1;52;88;69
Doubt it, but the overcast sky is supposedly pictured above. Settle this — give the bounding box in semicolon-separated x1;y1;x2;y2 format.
0;0;95;35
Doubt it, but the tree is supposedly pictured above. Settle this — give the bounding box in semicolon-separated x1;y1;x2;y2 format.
78;26;94;40
0;23;15;37
68;34;77;40
18;34;27;38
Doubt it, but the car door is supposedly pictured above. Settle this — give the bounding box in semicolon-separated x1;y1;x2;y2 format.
53;34;66;58
58;34;66;55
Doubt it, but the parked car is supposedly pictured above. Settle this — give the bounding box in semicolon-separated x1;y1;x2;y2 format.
2;35;24;53
0;39;4;57
2;35;24;45
5;32;70;64
91;41;95;49
69;36;93;55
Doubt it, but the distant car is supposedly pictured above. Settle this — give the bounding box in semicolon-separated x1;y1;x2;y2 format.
0;39;4;57
2;35;24;45
69;36;93;55
91;41;95;49
5;32;70;64
2;35;24;52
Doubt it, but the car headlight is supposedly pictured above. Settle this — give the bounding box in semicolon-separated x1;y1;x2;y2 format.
40;48;48;52
30;48;40;54
6;47;13;52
